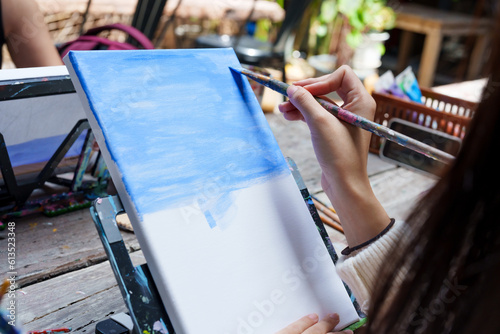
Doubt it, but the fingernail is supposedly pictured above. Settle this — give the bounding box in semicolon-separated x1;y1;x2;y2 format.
328;313;339;320
287;85;298;97
307;313;318;321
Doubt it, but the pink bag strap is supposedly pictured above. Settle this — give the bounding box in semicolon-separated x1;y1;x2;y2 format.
58;35;138;58
71;35;137;50
84;23;154;50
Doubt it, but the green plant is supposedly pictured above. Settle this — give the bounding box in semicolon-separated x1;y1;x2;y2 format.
253;0;286;42
338;0;396;48
308;0;395;56
309;0;337;55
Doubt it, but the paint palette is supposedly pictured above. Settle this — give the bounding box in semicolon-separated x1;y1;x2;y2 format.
65;48;359;333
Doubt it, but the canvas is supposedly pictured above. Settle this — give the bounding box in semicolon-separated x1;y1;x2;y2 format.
64;48;359;333
0;66;87;167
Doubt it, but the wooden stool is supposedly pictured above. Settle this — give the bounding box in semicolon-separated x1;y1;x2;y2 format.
395;4;492;87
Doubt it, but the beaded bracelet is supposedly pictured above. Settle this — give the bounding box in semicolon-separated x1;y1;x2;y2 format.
341;218;396;256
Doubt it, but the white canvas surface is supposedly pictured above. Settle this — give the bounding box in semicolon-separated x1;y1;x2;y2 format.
142;175;359;333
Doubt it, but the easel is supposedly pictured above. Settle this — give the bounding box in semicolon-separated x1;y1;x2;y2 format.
90;158;362;334
0;70;109;223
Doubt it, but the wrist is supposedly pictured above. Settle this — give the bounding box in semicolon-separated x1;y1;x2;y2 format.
341;218;395;255
323;177;390;247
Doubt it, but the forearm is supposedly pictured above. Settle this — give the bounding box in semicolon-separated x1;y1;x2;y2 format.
324;174;391;247
3;0;63;67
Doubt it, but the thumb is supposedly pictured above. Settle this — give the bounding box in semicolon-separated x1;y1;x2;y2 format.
287;85;329;123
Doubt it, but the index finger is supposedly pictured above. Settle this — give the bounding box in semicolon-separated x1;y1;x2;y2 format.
295;66;366;106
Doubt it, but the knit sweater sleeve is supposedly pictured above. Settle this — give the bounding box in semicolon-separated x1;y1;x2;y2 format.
335;220;407;313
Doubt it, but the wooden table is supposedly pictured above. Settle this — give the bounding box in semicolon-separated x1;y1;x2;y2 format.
0;113;435;332
395;4;492;87
432;78;487;103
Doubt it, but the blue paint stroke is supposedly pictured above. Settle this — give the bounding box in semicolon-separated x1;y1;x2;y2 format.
197;198;217;229
197;191;237;229
10;84;31;98
67;49;289;226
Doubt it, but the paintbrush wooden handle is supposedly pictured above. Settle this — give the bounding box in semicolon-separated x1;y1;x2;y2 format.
311;197;344;233
317;211;344;233
312;197;340;222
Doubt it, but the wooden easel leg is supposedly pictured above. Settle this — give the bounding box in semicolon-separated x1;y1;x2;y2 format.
397;30;415;73
418;30;442;87
467;33;490;80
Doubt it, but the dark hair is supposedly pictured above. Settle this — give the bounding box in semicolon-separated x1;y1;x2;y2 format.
364;10;500;334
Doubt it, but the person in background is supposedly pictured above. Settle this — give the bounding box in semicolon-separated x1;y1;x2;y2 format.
0;0;62;68
277;7;500;334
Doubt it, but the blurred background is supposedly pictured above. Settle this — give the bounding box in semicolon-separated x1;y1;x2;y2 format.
3;0;495;91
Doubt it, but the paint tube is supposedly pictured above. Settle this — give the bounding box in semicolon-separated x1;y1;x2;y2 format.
396;66;423;103
374;70;410;100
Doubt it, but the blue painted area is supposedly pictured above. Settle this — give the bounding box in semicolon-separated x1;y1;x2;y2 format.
6;132;87;167
67;49;289;222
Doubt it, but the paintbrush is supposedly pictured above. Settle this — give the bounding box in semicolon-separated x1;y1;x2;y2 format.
316;210;344;233
229;67;455;165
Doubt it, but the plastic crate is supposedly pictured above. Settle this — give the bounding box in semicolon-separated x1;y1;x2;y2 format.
370;87;477;154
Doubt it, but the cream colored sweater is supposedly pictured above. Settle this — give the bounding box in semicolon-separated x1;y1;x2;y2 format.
335;220;408;313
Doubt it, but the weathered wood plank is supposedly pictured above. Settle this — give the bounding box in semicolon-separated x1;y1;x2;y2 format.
2;251;145;332
27;286;126;333
366;153;397;176
370;167;436;220
0;208;140;287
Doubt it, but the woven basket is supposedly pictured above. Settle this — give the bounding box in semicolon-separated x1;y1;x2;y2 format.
370;87;477;154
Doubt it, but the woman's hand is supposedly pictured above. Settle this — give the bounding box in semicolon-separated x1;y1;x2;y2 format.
276;313;353;334
278;65;390;246
278;65;374;192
